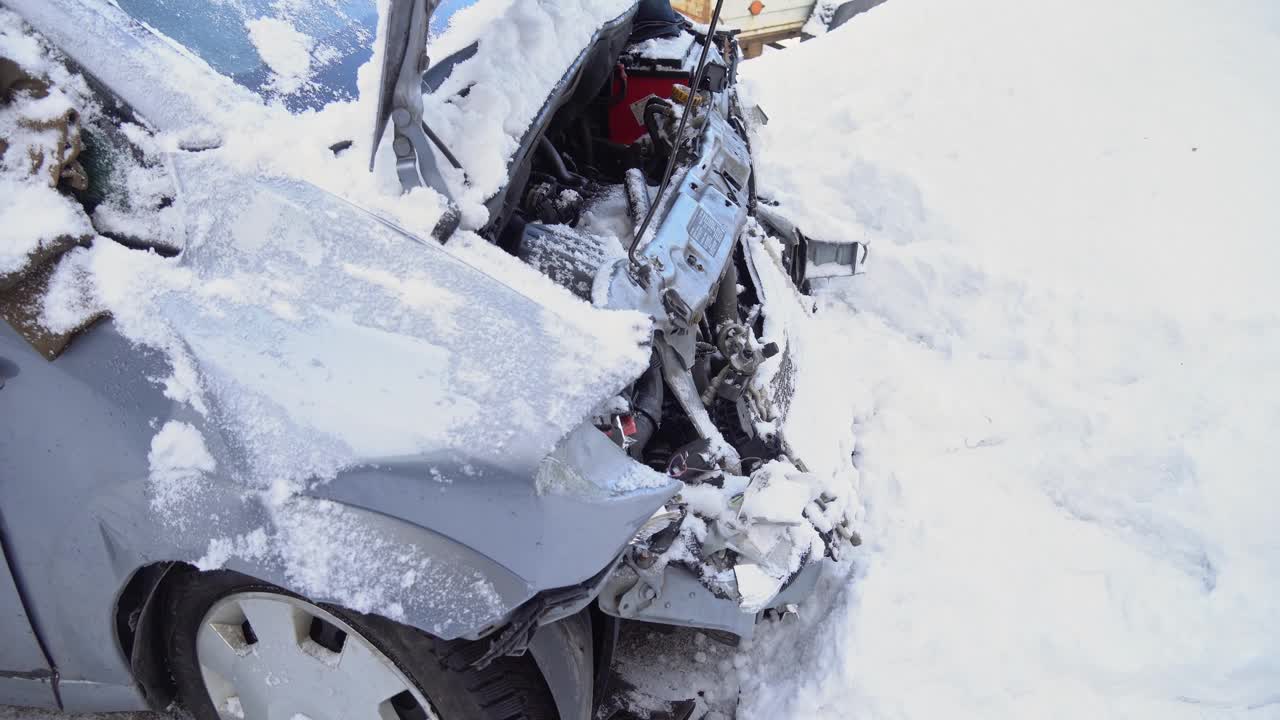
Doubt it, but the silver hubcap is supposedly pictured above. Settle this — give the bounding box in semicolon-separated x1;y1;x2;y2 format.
195;592;437;720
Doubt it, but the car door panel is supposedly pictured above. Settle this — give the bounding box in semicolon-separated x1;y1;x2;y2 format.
0;538;58;709
0;319;171;711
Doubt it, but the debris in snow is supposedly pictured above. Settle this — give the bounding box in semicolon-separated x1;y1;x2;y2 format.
641;455;844;610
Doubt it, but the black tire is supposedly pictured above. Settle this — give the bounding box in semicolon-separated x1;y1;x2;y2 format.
165;569;559;720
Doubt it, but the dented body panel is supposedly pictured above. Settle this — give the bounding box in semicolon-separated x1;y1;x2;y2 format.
0;119;676;716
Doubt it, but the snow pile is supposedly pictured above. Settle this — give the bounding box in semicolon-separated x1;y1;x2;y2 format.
245;17;317;95
0;182;90;276
420;0;634;226
147;420;218;525
734;0;1280;716
0;8;93;280
633;32;695;64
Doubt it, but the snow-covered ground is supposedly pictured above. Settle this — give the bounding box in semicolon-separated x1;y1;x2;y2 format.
4;0;1279;717
733;0;1280;717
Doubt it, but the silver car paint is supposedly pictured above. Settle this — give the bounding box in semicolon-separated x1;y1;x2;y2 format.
0;542;56;708
1;0;671;716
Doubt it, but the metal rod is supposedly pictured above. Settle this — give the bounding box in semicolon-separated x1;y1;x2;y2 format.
626;0;728;267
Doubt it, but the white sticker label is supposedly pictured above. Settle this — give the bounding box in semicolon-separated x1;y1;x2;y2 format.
688;206;726;256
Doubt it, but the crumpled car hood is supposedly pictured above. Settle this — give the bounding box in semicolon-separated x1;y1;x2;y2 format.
153;152;652;485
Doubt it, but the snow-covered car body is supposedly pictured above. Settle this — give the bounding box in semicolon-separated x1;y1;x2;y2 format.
1;1;676;716
0;0;857;716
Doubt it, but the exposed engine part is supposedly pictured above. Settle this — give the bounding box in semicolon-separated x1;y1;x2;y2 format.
642;96;675;159
623;168;651;239
628;0;728;266
599;412;639;451
606;62;690;146
708;247;740;330
656;336;741;474
669;83;702;109
756;200;869;293
515;223;615;300
523;180;584;225
602;106;751;366
627;350;665;460
482;0;861;637
701;322;779;405
716;322;758;374
536;135;585;187
708;397;772;475
697;60;730;93
665;437;724;486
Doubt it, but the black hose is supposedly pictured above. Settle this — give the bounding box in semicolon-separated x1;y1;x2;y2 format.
629;351;665;459
537;136;584;187
643;99;673;159
710;251;739;331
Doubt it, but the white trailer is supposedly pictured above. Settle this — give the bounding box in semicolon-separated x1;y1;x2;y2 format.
671;0;888;57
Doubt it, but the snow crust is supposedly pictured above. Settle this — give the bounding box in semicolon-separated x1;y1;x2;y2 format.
733;0;1280;717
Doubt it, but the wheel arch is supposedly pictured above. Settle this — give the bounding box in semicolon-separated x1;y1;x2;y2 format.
113;561;182;711
117;562;601;720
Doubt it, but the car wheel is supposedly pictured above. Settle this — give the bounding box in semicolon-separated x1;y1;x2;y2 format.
165;570;557;720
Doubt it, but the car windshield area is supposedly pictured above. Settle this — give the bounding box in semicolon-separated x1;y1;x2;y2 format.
115;0;479;111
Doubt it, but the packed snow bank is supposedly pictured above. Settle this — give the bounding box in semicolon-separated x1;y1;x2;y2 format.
736;0;1280;716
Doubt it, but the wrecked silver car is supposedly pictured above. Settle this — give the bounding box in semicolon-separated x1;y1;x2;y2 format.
0;0;861;718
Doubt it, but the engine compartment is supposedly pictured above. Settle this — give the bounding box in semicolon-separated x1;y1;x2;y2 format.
498;21;765;476
470;15;857;619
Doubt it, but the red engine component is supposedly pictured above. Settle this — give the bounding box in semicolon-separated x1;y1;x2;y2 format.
607;62;691;145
